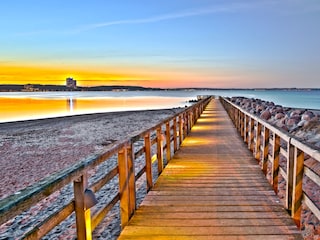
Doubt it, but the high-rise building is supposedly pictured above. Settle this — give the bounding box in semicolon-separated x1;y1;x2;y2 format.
66;77;77;89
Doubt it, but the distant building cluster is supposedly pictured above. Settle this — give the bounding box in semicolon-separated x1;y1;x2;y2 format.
66;77;77;89
23;84;39;92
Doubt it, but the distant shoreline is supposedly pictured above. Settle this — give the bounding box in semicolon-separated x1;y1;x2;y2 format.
0;84;319;92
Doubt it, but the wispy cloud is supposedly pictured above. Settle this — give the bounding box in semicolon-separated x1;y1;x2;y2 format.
15;0;320;36
75;2;257;33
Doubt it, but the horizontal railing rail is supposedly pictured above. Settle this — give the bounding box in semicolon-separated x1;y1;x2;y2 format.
0;97;211;239
220;97;320;228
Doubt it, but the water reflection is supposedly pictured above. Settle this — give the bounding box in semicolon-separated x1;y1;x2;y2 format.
0;95;189;123
66;97;77;113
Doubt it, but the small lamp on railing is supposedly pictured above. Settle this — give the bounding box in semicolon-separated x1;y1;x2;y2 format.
84;189;98;209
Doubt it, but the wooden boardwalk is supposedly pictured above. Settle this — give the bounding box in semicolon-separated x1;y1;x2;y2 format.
118;99;302;240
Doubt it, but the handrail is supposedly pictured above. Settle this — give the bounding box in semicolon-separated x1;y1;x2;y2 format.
220;96;320;229
0;96;212;239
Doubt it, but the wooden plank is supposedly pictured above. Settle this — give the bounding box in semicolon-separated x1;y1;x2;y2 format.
136;205;286;213
141;195;279;201
119;235;303;240
146;190;276;196
120;226;301;236
140;200;284;207
129;216;295;226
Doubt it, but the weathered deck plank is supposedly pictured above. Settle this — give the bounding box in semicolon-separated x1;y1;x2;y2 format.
118;99;302;239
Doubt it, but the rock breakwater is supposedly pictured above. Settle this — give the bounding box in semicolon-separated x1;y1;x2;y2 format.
229;96;320;149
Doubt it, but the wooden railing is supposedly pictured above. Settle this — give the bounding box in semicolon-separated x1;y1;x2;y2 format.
220;97;320;228
0;97;211;239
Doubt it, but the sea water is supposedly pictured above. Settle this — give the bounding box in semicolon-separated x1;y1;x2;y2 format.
0;89;319;123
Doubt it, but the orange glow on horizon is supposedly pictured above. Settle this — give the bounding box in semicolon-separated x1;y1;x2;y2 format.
0;62;159;87
0;62;228;88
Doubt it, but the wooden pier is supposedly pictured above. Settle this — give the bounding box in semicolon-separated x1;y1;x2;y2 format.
118;99;302;239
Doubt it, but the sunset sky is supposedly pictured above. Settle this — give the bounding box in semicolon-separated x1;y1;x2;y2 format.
1;0;319;88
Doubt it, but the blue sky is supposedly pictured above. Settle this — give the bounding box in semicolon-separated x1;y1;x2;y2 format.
0;0;319;88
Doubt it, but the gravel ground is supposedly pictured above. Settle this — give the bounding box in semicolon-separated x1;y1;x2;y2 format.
0;108;182;239
0;108;182;200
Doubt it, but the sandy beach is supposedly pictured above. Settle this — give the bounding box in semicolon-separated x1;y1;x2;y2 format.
0;108;183;200
0;108;184;239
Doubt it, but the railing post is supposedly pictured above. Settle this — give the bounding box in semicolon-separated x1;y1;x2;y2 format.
157;127;164;175
235;109;239;130
241;113;245;138
179;115;183;144
183;113;188;137
272;133;280;194
187;112;191;133
255;122;262;161
118;146;130;228
237;110;241;131
127;143;136;217
144;133;153;191
248;117;255;152
291;147;304;228
261;127;269;175
196;107;199;120
285;141;295;210
74;173;93;240
244;115;248;143
166;121;171;162
173;117;178;153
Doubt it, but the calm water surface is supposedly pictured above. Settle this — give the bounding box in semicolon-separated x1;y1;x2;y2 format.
0;90;319;123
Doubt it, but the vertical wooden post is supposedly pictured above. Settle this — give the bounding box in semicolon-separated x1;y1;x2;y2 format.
272;133;280;194
196;107;199;120
173;118;178;153
144;133;153;191
235;109;239;130
187;112;191;133
192;111;195;126
261;127;269;175
74;174;93;240
243;115;248;143
184;113;188;135
179;115;183;145
188;111;191;130
255;122;262;161
240;113;245;138
248;118;255;152
285;141;294;210
166;121;171;162
291;147;304;228
157;127;164;175
183;113;188;137
238;110;241;131
118;147;130;228
127;143;136;217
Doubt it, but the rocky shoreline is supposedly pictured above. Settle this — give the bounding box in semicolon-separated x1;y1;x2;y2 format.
228;96;320;239
229;96;320;148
